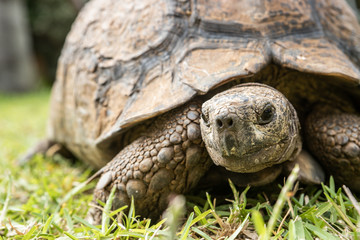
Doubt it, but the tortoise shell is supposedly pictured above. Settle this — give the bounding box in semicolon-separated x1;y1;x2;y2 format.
48;0;360;168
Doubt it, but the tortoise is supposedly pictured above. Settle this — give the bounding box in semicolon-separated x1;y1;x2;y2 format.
38;0;360;222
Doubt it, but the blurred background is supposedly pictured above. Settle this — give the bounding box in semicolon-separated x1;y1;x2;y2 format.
0;0;87;92
0;0;359;93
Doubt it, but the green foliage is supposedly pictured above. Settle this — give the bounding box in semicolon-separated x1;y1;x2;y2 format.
0;90;359;239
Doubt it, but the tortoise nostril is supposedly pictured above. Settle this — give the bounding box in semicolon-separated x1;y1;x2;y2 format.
227;118;233;127
216;115;235;130
216;119;223;128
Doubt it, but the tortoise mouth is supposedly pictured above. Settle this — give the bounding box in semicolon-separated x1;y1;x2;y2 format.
219;131;278;160
221;142;269;158
207;126;292;173
219;144;282;173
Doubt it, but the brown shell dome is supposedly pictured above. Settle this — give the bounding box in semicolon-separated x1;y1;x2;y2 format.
48;0;360;168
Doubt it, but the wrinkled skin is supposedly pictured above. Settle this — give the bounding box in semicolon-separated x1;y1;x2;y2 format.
200;83;301;173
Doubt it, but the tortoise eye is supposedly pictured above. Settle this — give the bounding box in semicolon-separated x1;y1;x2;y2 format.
259;104;275;125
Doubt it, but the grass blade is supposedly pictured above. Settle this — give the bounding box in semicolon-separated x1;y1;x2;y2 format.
314;202;332;217
252;210;266;238
41;214;53;234
294;218;306;240
63;231;79;240
289;220;295;240
55;180;90;213
73;215;100;231
63;208;74;231
324;192;357;230
164;195;186;240
305;223;338;240
228;213;250;240
22;225;38;240
102;185;117;233
191;209;212;227
343;185;360;216
265;164;299;239
191;227;212;240
193;206;208;225
0;174;11;225
179;212;194;240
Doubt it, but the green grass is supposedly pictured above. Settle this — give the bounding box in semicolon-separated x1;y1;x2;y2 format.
0;90;359;239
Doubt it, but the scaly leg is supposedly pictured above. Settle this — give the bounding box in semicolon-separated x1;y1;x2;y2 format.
306;106;360;191
19;139;74;164
87;101;212;223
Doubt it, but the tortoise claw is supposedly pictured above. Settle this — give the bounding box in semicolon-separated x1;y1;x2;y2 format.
284;150;325;185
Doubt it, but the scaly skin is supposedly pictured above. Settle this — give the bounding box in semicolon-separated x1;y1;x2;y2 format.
88;101;212;223
306;105;360;191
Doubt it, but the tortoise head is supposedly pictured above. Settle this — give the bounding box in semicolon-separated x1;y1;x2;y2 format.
200;83;301;173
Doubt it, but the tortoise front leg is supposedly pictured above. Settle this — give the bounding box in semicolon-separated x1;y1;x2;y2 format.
305;105;360;191
87;102;212;224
